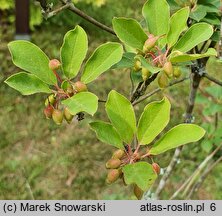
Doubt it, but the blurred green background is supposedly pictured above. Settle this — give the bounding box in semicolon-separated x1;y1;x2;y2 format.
0;0;222;200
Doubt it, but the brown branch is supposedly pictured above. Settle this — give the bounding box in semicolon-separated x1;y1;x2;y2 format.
59;0;116;35
98;99;106;103
203;73;222;87
130;73;159;103
132;77;189;106
44;3;71;18
184;68;202;122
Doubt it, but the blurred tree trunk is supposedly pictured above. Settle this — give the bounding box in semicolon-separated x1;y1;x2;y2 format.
15;0;30;39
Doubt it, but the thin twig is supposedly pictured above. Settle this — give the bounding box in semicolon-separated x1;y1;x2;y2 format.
98;99;106;103
44;3;71;19
130;73;159;103
132;77;189;106
130;71;135;98
187;155;222;199
133;89;160;106
59;0;116;35
170;143;222;199
153;146;182;199
199;41;208;53
22;168;35;200
203;73;222;87
182;145;222;197
169;170;196;200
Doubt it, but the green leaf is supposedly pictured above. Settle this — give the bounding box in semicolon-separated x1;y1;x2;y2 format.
211;31;220;42
81;42;123;84
5;72;51;95
105;90;136;144
167;7;189;48
166;0;181;11
112;17;147;50
61;25;88;79
202;14;221;26
142;0;170;47
61;80;70;91
62;92;98;116
149;124;206;155
123;162;157;191
201;140;213;153
137;56;162;74
198;0;220;8
169;48;217;63
112;52;136;69
137;97;171;145
131;70;143;84
189;5;207;22
200;4;220;13
8;41;56;85
90;121;124;149
173;23;214;52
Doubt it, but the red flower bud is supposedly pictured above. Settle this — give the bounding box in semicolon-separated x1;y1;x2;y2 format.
49;59;61;70
44;105;54;119
73;81;88;93
106;158;121;169
112;149;125;159
143;36;159;52
106;169;120;184
152;163;160;175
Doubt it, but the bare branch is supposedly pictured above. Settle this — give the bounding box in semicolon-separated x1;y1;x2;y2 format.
44;3;71;19
130;73;159;103
187;155;222;199
199;41;208;53
130;71;135;98
132;77;189;106
170;143;222;199
203;73;222;87
154;147;182;199
59;0;116;35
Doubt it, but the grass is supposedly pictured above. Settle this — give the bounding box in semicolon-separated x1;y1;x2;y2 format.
0;0;222;200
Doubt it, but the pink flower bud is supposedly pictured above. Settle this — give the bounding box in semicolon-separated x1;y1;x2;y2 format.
143;36;159;52
49;59;61;70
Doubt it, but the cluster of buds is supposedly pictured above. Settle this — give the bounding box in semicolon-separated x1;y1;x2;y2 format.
43;59;88;125
105;149;125;184
105;147;161;199
43;94;74;125
158;63;181;88
133;34;182;87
